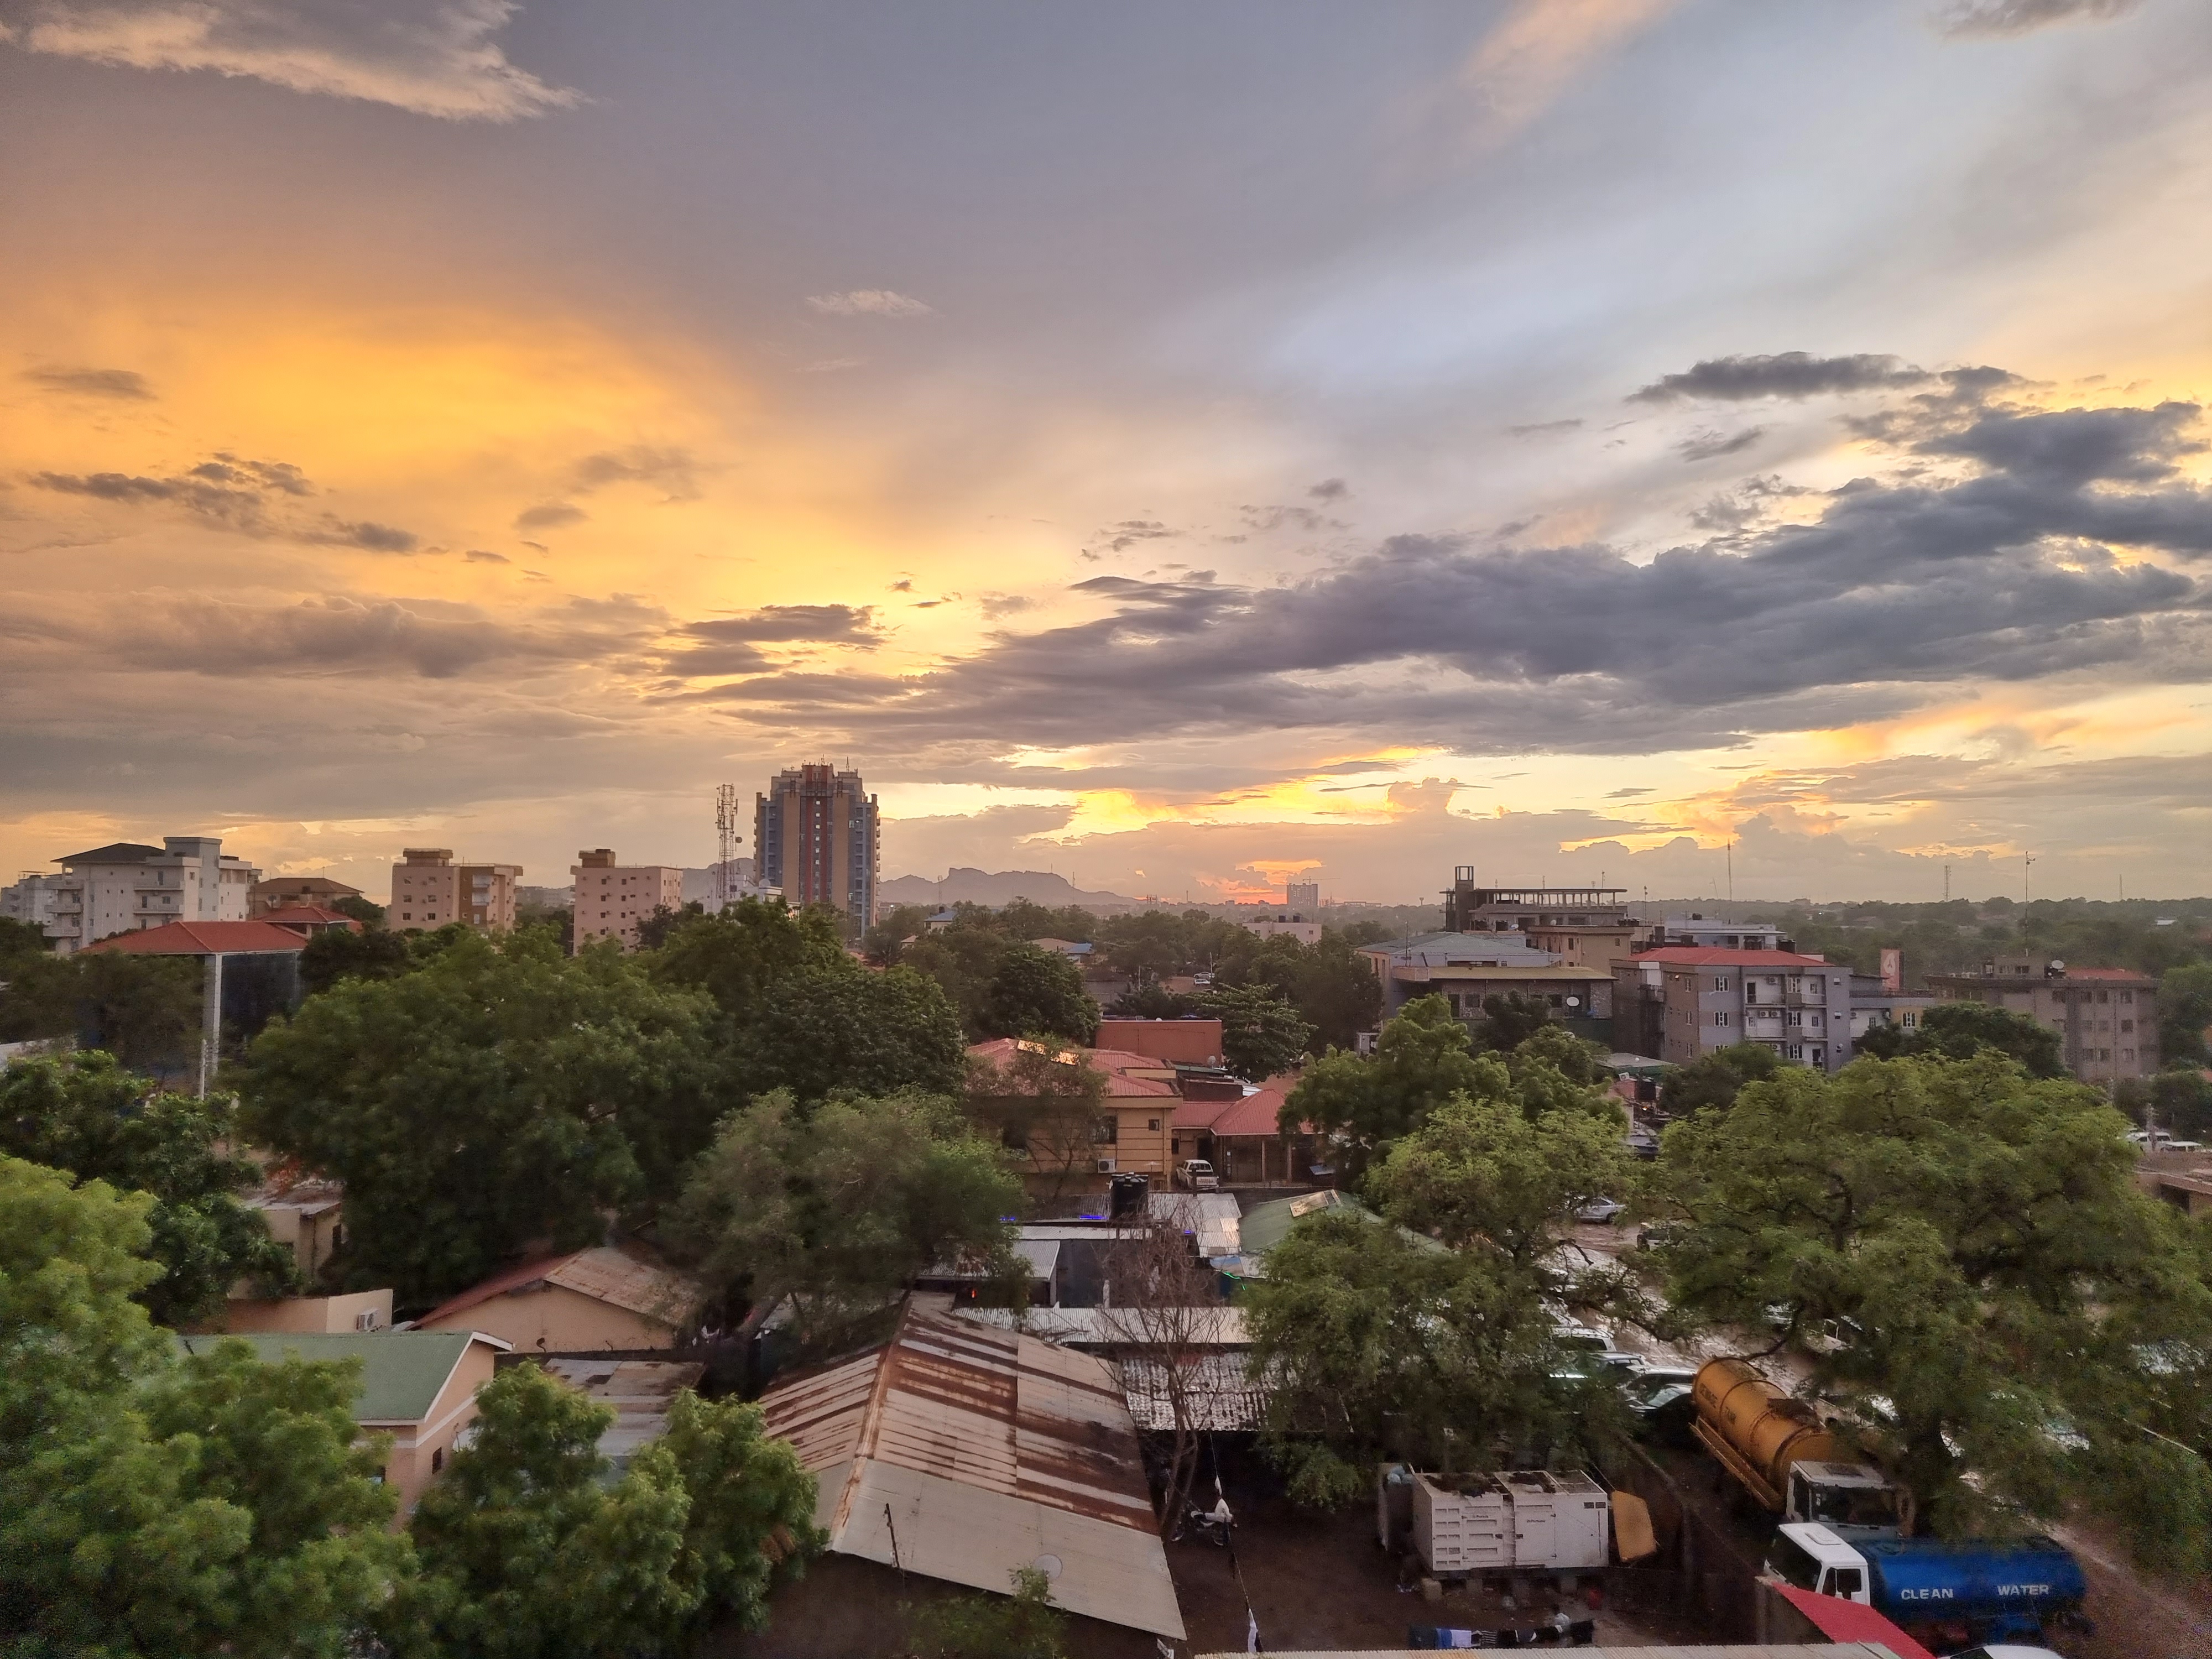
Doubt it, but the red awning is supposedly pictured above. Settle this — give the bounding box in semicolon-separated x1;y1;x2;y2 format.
1776;1584;1937;1659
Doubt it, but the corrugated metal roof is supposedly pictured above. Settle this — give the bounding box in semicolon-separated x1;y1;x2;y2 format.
1146;1192;1241;1256
417;1244;702;1329
1117;1352;1271;1433
544;1357;705;1467
953;1305;1249;1348
757;1303;1185;1640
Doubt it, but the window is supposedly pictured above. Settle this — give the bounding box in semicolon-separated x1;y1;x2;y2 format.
1714;1011;1731;1027
2098;989;2110;1004
1093;1117;1118;1144
1147;1117;1161;1131
431;1447;445;1474
1714;977;1730;991
2122;1019;2134;1034
2121;990;2134;1005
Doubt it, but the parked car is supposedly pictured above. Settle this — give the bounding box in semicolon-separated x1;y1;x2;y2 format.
1177;1159;1219;1192
1575;1197;1626;1224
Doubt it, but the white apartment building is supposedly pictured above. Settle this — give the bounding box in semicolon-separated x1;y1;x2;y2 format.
39;837;260;954
2;872;67;935
571;849;685;953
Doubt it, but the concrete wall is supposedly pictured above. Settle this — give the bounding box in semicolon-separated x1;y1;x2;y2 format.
226;1288;393;1334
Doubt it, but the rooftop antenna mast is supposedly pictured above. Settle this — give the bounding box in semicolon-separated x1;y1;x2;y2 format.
713;784;738;909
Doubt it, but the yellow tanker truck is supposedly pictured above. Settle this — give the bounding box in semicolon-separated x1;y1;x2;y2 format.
1691;1358;1902;1538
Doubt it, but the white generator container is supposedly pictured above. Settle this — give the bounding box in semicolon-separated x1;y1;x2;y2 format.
1410;1468;1609;1574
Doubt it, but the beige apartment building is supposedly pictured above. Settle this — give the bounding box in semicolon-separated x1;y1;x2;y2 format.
1927;955;2158;1086
571;849;685;953
755;763;879;923
388;848;521;932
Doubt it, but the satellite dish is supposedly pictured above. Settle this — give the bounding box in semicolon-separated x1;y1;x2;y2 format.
1566;997;1582;1008
2049;959;2065;971
1032;1554;1063;1579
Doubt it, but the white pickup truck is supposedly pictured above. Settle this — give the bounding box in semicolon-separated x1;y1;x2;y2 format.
1177;1159;1219;1191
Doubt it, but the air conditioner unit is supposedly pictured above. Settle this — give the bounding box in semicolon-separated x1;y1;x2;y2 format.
1095;1157;1117;1173
354;1309;383;1332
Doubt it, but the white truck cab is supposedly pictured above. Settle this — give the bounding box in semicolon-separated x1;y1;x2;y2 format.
1786;1459;1903;1537
1177;1159;1218;1191
1767;1522;1872;1604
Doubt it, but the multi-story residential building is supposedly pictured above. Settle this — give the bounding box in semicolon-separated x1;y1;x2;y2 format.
1438;872;1643;971
755;764;878;924
40;837;260;954
387;849;521;932
1;872;67;936
249;875;363;917
1850;975;1937;1044
570;849;685;953
1639;915;1796;952
1285;880;1321;914
1239;914;1322;944
1616;947;1854;1074
1926;956;2158;1087
1359;931;1614;1042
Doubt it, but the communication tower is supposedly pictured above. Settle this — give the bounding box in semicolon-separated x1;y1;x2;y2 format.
713;784;739;909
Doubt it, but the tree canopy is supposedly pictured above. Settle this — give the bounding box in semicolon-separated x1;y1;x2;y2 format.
1281;994;1484;1173
385;1363;820;1659
670;1088;1022;1348
0;1051;294;1324
654;902;968;1101
0;1155;409;1656
1211;930;1384;1052
1658;1042;1783;1115
0;950;201;1073
1854;999;2064;1078
242;929;724;1305
2158;960;2212;1068
1644;1052;2212;1568
1199;981;1315;1082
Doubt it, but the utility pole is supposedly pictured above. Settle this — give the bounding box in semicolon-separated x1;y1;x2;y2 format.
2023;854;2035;905
1943;863;1951;902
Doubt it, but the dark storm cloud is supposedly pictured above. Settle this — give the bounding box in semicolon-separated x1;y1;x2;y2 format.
514;501;587;530
1085;518;1177;556
33;452;317;534
1628;352;1934;403
1677;427;1766;461
1308;478;1351;500
689;380;2212;756
683;604;879;644
11;593;664;681
1508;419;1584;436
21;365;153;399
566;445;703;500
318;519;420;552
1936;0;2141;36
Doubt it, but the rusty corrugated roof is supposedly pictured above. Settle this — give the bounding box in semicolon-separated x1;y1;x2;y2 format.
757;1302;1184;1639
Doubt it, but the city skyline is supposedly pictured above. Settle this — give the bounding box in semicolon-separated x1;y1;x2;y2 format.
6;1;2211;906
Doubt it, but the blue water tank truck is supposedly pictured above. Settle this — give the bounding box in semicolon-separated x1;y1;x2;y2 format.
1767;1523;2088;1648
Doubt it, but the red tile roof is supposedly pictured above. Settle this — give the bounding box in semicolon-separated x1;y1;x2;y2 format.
1631;946;1834;968
81;920;311;955
2059;965;2155;983
1173;1087;1306;1138
966;1039;1182;1098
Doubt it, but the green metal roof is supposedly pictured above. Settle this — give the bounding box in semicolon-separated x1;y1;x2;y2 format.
1236;1189;1449;1260
176;1331;482;1424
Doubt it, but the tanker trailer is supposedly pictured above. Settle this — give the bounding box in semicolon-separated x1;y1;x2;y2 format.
1692;1358;1901;1536
1768;1522;2086;1648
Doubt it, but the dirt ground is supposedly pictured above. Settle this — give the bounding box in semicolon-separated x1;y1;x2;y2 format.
1165;1441;1714;1653
2046;1517;2212;1659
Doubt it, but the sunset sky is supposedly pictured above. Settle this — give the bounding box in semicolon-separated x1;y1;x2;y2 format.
4;0;2210;906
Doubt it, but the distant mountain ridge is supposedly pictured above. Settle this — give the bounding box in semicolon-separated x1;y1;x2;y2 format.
878;868;1143;912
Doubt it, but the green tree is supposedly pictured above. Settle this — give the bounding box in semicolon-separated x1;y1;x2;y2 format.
1212;931;1383;1052
906;1566;1067;1659
655;902;967;1101
1281;994;1483;1175
0;1051;294;1324
979;944;1098;1044
1854;1000;2064;1078
0;1156;410;1656
2158;961;2212;1068
1644;1053;2212;1565
1471;990;1553;1053
0;950;201;1072
1199;982;1314;1081
242;930;724;1306
1658;1042;1782;1114
330;894;387;927
0;915;51;963
863;903;934;966
1243;1211;1618;1506
388;1366;818;1659
1374;1076;1630;1274
670;1089;1021;1348
298;922;414;996
635;901;705;952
